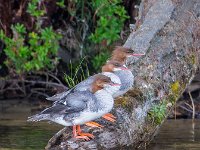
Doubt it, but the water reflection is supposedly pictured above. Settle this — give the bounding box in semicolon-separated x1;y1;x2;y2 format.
0;99;62;150
147;119;200;150
0;120;61;150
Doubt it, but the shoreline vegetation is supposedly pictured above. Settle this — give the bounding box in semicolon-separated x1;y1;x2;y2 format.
0;0;139;100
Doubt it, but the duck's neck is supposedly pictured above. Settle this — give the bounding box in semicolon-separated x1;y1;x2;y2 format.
110;56;126;64
91;84;102;93
94;89;113;105
101;66;112;72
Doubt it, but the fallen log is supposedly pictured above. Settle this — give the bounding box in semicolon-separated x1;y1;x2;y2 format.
46;0;200;149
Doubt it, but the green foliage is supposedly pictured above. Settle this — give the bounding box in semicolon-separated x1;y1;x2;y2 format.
56;0;66;8
56;0;128;46
54;0;129;72
27;0;45;18
0;0;62;74
64;57;90;88
1;0;130;75
148;102;167;125
91;51;110;71
0;24;61;73
89;0;129;45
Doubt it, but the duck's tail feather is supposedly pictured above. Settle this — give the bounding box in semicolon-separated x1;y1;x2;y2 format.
27;114;50;122
46;94;62;101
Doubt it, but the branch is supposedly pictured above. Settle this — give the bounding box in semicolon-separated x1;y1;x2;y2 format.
189;92;195;119
30;89;50;98
5;79;67;89
46;72;65;86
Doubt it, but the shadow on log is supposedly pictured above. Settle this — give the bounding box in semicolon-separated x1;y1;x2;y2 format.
46;0;200;149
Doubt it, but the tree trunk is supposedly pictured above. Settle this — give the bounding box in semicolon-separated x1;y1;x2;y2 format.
46;0;200;149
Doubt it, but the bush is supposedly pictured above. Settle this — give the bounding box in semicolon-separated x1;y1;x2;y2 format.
89;0;129;45
0;0;61;74
0;0;129;75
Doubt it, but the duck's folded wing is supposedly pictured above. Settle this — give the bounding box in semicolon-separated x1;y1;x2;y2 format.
27;99;86;122
43;91;93;115
40;101;86;115
46;88;73;101
27;91;94;122
46;75;97;101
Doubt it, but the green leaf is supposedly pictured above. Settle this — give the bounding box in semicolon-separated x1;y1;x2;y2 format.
56;0;66;8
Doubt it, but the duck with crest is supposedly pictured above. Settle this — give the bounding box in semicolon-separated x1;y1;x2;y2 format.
28;75;120;140
109;46;144;98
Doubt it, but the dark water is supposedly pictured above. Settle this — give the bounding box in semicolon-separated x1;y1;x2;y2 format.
147;119;200;150
1;100;200;150
0;120;61;150
0;99;62;150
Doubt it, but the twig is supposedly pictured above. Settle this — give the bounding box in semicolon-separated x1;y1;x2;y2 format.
47;72;65;86
30;87;46;91
30;89;50;98
174;101;176;120
189;92;195;119
0;20;6;33
14;82;26;95
5;79;67;89
45;127;68;150
92;3;106;23
184;102;193;110
179;105;192;112
0;87;21;92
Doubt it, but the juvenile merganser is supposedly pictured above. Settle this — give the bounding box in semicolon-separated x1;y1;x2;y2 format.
109;46;144;98
28;75;120;140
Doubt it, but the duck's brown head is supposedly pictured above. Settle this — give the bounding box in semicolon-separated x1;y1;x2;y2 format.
91;74;119;93
111;46;145;63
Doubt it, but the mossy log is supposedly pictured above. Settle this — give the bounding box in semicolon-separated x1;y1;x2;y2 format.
46;0;200;149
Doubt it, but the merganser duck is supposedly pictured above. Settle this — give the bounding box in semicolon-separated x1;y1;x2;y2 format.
28;75;120;140
110;46;144;98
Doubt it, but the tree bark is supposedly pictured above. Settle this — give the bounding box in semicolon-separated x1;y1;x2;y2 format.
46;0;200;149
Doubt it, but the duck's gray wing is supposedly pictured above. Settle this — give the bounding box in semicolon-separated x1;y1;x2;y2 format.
73;75;97;91
43;91;94;115
46;89;73;101
27;91;96;122
46;74;98;101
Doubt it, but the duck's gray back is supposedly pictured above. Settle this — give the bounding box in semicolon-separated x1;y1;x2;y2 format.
46;75;96;101
74;75;95;91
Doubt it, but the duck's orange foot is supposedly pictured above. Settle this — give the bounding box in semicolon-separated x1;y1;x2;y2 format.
78;132;95;139
85;121;104;128
102;113;116;122
74;135;90;141
104;113;116;119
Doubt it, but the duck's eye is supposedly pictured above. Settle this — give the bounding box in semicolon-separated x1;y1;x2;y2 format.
101;79;109;83
114;63;120;67
127;50;133;53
